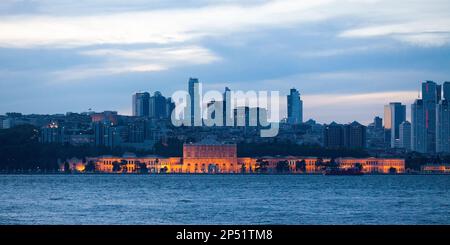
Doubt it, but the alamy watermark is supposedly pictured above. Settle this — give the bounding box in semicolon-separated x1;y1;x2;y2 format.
170;82;280;137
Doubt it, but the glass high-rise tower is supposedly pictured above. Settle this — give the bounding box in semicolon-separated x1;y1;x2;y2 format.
132;92;150;117
287;88;303;124
384;102;406;148
188;78;201;126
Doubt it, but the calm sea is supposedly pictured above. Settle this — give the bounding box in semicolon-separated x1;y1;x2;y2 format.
0;174;449;224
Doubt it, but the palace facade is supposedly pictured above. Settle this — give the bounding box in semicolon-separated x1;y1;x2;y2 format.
61;142;406;174
421;164;450;173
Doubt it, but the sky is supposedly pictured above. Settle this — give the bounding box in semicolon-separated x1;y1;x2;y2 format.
1;0;450;124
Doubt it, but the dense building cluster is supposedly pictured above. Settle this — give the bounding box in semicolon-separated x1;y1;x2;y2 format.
1;78;450;161
380;81;450;154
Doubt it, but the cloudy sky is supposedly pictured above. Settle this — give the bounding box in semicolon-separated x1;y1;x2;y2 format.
1;0;450;124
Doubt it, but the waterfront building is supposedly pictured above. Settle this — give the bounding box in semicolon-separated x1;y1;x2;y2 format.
182;139;243;173
421;164;450;173
87;154;181;173
132;92;150;117
287;88;303;124
79;154;405;174
58;157;87;172
336;158;405;174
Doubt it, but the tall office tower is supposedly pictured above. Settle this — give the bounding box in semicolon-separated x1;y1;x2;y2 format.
234;106;250;127
149;91;168;119
287;88;303;124
383;105;392;148
384;102;406;148
411;99;426;153
188;78;201;126
166;98;175;119
421;81;440;153
343;121;367;149
374;116;383;131
206;100;216;122
132;92;150;117
436;99;450;153
399;121;411;151
223;87;231;126
443;81;450;100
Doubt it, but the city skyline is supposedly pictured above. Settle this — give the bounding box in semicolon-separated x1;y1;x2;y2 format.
2;78;450;126
1;0;450;124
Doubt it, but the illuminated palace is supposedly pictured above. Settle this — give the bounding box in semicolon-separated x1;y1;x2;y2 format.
61;141;405;174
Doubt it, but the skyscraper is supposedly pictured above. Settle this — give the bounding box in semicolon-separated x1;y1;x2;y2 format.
188;78;201;126
287;88;303;124
443;81;450;100
223;87;231;127
149;91;168;119
399;121;411;151
384;102;406;148
132;92;150;117
373;116;383;131
383;105;392;148
411;99;426;153
166;98;175;119
383;105;391;130
416;81;440;153
436;99;450;153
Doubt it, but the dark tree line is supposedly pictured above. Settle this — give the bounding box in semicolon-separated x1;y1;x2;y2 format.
0;125;152;171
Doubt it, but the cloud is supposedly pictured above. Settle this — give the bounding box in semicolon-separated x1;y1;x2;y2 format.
50;45;221;80
304;91;417;108
297;44;388;58
0;0;448;49
80;45;219;64
340;20;450;47
0;0;333;48
302;91;418;124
